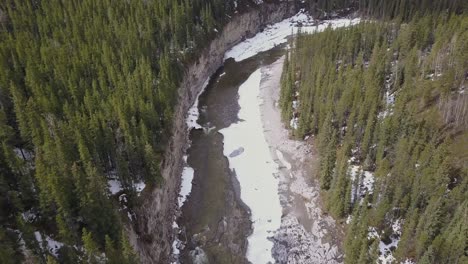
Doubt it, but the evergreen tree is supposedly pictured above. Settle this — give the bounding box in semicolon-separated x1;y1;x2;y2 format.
282;11;468;263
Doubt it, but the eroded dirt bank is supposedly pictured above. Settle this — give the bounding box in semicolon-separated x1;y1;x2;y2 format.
127;3;295;263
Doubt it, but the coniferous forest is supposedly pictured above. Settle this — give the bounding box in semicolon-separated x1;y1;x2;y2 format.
0;0;467;263
281;1;467;263
0;0;235;262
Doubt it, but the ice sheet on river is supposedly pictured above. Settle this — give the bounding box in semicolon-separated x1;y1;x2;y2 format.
220;69;282;263
225;10;360;62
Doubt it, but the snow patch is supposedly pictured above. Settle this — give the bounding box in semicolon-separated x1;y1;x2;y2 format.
379;236;399;264
349;165;375;203
385;91;395;107
379;90;395;119
107;179;123;195
21;209;37;223
290;117;299;129
276;149;292;170
189;247;209;263
178;162;195;207
225;10;360;62
220;69;282;263
127;212;133;221
362;171;375;195
34;231;64;257
119;194;128;210
367;219;404;264
367;227;379;240
134;181;146;194
346;215;353;224
272;215;340;263
108;177;144;196
13;148;33;160
186;78;210;130
292;100;298;110
172;160;195;261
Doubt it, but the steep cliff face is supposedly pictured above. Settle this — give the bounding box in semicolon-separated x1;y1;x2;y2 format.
128;3;296;263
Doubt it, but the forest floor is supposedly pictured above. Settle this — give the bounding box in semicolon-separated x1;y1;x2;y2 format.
259;56;345;264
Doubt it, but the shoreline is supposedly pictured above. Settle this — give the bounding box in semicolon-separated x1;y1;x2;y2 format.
220;69;282;263
150;3;296;263
259;56;345;263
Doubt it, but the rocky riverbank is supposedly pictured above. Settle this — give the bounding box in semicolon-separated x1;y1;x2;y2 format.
259;57;345;263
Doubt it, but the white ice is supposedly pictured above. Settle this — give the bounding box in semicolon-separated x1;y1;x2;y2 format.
224;10;360;62
178;162;195;207
220;69;282;263
186;77;210;130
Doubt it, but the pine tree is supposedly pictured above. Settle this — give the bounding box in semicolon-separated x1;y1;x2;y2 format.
281;13;468;263
121;233;138;264
82;228;100;264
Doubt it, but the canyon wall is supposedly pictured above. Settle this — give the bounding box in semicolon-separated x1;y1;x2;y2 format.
128;2;296;263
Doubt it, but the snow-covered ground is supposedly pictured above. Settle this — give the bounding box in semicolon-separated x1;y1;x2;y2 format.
107;178;146;196
348;164;375;203
108;179;123;195
21;209;37;223
134;181;146;193
367;219;404;264
220;69;282;263
13;148;33;161
225;10;360;62
34;231;64;258
290;116;299;129
107;168;146;196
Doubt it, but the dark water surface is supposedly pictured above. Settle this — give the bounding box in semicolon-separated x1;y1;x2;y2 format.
177;46;285;263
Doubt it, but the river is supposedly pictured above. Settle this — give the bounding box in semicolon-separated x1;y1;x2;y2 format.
172;12;360;264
